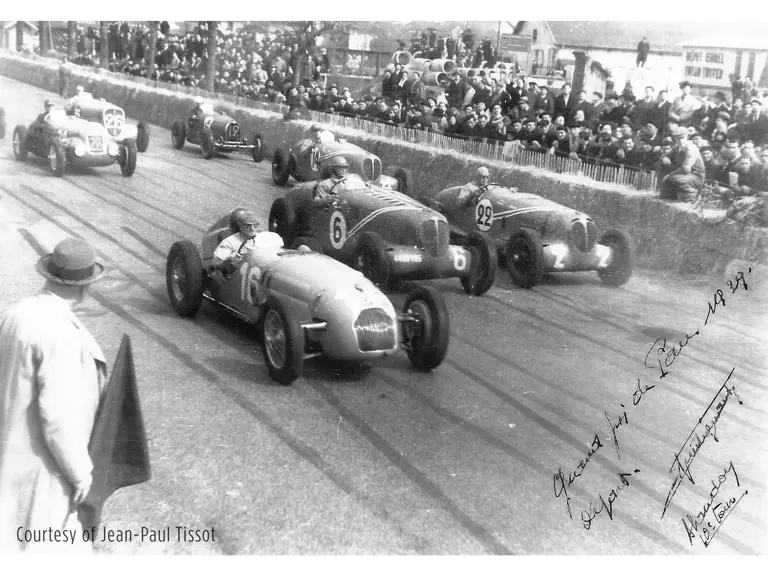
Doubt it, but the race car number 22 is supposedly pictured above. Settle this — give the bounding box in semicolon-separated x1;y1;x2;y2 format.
330;211;347;249
475;199;493;232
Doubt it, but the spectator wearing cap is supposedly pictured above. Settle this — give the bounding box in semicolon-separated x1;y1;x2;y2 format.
488;80;512;116
538;86;556;117
745;98;768;146
506;77;524;110
509;97;532;123
671;81;700;127
659;126;705;202
635;86;656;127
447;72;465;110
568;90;592;125
555;83;575;121
519;118;539;146
717;139;753;193
526;82;540;111
407;72;426;106
472;79;492;109
488;104;509;142
699;146;725;181
506;118;524;143
550;125;573;157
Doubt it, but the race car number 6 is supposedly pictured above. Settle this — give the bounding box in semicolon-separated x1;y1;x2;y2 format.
330;211;347;249
475;198;494;232
449;246;467;271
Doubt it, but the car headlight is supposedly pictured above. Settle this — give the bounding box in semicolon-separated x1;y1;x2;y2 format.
74;144;86;157
107;141;119;156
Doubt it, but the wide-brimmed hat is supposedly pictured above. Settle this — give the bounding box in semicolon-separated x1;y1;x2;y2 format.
36;238;105;286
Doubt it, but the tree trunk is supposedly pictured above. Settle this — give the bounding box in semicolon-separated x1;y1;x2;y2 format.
67;21;77;60
205;22;217;92
147;21;158;77
99;21;109;69
16;21;24;52
38;21;47;53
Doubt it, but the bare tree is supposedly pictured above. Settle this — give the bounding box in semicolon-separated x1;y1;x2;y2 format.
67;21;76;60
99;21;109;69
205;21;217;92
16;21;24;52
147;21;158;78
38;21;47;53
268;21;345;86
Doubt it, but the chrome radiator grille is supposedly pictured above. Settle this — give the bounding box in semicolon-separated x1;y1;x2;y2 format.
570;219;597;253
87;136;104;153
226;122;240;141
103;108;124;137
421;219;449;258
354;308;396;352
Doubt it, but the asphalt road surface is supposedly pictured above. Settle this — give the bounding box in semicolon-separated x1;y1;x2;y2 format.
1;75;766;555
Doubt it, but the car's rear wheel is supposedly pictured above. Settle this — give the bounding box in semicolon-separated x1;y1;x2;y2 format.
47;141;66;177
171;120;186;150
120;138;137;177
291;236;323;253
268;197;297;247
166;240;204;318
272;148;291;186
597;229;633;287
354;232;390;288
251;134;264;163
136;121;150;153
506;229;544;288
13;125;28;161
402;286;450;372
261;296;303;386
200;128;215;159
460;231;498;295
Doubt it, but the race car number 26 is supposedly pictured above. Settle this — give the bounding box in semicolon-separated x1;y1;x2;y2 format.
330;211;347;249
475;199;494;232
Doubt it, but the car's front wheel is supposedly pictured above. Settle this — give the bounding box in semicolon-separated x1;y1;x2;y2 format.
251;134;264;163
171;120;186;150
460;231;498;295
597;229;633;287
268;197;297;247
272;148;291;186
120;139;137;177
166;240;204;317
261;296;303;385
402;286;450;372
13;125;28;161
506;229;544;288
200;128;215;159
354;232;390;288
47;140;66;177
136;121;150;153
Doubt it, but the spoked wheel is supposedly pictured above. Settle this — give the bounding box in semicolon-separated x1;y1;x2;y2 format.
166;240;204;317
261;296;303;385
251;134;264;162
47;141;66;177
506;229;544;288
200;128;215;159
171;120;186;150
119;139;137;177
13;125;28;161
136;121;150;153
401;286;450;371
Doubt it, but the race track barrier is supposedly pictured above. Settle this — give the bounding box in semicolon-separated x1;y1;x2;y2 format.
2;49;766;275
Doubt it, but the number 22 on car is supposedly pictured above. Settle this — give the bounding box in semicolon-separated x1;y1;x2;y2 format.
475;198;494;232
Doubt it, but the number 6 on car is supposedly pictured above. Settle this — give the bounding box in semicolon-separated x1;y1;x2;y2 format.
329;211;347;249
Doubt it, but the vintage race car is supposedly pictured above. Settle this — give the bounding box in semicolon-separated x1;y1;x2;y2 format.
171;102;264;162
12;108;137;177
268;174;497;295
272;130;405;191
165;209;451;385
421;184;633;288
67;92;150;153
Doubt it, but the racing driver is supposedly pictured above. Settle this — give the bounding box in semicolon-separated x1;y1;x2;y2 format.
313;157;351;207
456;166;491;208
212;209;261;275
301;123;335;157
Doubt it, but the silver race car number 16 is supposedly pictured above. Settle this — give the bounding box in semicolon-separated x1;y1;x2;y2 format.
330;211;347;249
475;198;494;232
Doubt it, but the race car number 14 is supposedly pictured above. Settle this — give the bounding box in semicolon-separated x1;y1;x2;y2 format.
330;211;347;249
475;199;494;232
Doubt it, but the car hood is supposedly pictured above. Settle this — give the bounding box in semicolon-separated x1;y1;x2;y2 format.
49;115;111;138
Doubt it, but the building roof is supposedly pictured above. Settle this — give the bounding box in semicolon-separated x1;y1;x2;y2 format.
544;21;767;53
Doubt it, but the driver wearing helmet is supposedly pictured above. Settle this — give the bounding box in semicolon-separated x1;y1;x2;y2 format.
190;96;205;120
313;156;350;206
212;209;260;275
300;123;334;157
456;166;491;208
30;99;56;131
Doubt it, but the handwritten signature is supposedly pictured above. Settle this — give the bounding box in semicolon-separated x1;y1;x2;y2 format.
553;433;604;520
681;461;748;547
661;368;743;519
581;469;641;530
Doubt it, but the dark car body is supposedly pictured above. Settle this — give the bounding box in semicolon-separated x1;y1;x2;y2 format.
171;103;263;161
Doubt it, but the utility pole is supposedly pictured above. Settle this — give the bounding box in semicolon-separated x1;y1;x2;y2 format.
496;21;502;64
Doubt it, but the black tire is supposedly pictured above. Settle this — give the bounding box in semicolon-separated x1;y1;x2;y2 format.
136;121;150;153
13;125;28;161
394;169;409;197
260;296;304;385
46;140;66;177
171;120;186;150
268;197;297;247
597;229;633;287
402;286;450;372
460;231;498;295
120;138;137;177
251;134;264;163
291;236;323;253
272;148;291;186
506;229;544;288
166;240;204;318
200;128;215;159
353;232;390;288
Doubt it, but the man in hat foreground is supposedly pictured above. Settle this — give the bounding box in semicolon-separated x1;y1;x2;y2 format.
0;238;107;553
659;127;705;202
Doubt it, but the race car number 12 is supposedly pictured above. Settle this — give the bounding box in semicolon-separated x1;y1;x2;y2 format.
330;211;347;249
475;199;493;232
